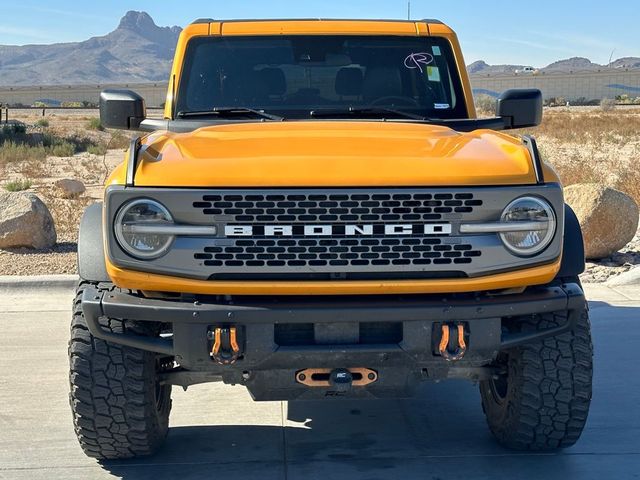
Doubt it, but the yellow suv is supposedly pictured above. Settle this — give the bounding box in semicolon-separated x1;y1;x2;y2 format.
70;18;592;459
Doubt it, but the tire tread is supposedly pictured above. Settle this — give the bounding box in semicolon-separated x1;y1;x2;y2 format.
69;281;171;460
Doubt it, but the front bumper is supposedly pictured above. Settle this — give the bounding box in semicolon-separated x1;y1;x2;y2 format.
81;283;585;400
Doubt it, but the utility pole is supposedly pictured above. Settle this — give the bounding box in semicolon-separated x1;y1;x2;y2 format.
408;1;411;20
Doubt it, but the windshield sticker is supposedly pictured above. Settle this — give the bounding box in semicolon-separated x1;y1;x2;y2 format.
404;52;434;73
432;46;442;56
426;66;441;82
434;103;450;109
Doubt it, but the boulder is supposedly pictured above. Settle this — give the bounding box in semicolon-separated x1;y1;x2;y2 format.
564;184;639;260
0;192;57;249
55;178;86;198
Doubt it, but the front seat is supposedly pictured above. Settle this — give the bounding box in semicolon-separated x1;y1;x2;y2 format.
362;66;403;104
335;67;364;100
257;67;287;104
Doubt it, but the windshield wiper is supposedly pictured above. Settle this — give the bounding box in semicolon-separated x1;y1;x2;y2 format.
177;107;284;121
310;106;428;121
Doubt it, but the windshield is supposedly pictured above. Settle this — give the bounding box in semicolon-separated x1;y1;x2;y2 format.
176;35;468;120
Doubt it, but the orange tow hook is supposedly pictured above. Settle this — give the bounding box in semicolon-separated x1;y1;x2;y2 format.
438;323;467;362
209;327;241;365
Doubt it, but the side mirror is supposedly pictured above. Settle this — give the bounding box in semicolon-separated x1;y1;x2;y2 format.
497;89;542;129
99;89;146;130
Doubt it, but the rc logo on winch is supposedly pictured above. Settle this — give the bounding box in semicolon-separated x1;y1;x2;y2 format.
224;224;452;237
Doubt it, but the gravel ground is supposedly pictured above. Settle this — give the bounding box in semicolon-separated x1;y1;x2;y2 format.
581;225;640;283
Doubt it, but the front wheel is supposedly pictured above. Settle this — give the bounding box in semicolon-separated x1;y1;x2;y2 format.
479;304;593;451
69;282;172;460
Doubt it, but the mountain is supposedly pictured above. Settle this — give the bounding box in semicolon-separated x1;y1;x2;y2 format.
610;57;640;69
543;57;599;71
468;56;640;74
467;60;529;75
0;13;637;85
0;11;181;86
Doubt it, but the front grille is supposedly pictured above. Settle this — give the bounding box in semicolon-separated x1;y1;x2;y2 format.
195;237;482;269
106;184;566;282
193;192;483;223
190;190;484;276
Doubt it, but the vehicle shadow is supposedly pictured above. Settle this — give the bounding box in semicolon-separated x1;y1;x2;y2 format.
100;383;578;480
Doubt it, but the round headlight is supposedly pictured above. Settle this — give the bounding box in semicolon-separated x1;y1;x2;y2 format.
114;199;174;259
500;197;556;256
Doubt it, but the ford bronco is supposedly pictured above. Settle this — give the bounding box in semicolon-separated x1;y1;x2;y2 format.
70;18;592;459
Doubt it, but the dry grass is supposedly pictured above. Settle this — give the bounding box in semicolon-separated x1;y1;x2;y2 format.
526;108;640;144
521;107;640;204
4;178;33;192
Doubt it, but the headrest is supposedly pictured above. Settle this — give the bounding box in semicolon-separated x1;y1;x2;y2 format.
335;67;364;96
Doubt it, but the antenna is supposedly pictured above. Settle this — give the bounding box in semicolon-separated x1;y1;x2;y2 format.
608;48;616;67
407;1;411;20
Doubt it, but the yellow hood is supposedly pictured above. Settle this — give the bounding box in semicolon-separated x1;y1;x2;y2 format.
132;121;537;187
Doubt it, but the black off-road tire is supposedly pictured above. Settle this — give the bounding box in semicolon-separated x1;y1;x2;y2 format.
479;303;593;451
69;282;172;460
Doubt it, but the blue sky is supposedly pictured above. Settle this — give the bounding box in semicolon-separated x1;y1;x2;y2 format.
1;0;637;66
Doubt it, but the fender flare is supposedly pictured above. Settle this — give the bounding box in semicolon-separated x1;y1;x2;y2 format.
77;203;110;282
557;204;586;279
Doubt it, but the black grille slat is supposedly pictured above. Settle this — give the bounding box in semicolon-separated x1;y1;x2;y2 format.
193;237;482;268
193;192;482;224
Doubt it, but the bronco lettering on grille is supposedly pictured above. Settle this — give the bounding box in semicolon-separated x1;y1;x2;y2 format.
224;224;452;237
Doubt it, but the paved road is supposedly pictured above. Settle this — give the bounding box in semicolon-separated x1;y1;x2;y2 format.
0;284;639;480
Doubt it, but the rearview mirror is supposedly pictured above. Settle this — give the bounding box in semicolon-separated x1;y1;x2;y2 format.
100;89;146;130
497;89;542;129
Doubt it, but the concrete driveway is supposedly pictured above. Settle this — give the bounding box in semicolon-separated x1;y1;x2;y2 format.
0;284;638;479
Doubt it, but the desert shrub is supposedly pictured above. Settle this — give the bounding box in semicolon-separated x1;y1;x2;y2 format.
48;141;76;157
544;97;567;107
65;134;97;153
44;132;98;154
1;124;27;140
571;97;600;106
108;130;132;149
615;95;640;105
474;94;496;116
61;101;83;108
0;142;47;165
600;98;617;112
4;178;33;192
87;143;108;156
35;119;50;128
12;123;26;135
86;117;104;131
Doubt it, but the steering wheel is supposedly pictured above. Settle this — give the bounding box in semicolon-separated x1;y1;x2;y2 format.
369;96;420;107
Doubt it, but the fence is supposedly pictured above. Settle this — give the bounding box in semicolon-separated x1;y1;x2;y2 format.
1;70;639;108
0;83;168;108
470;69;640;102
